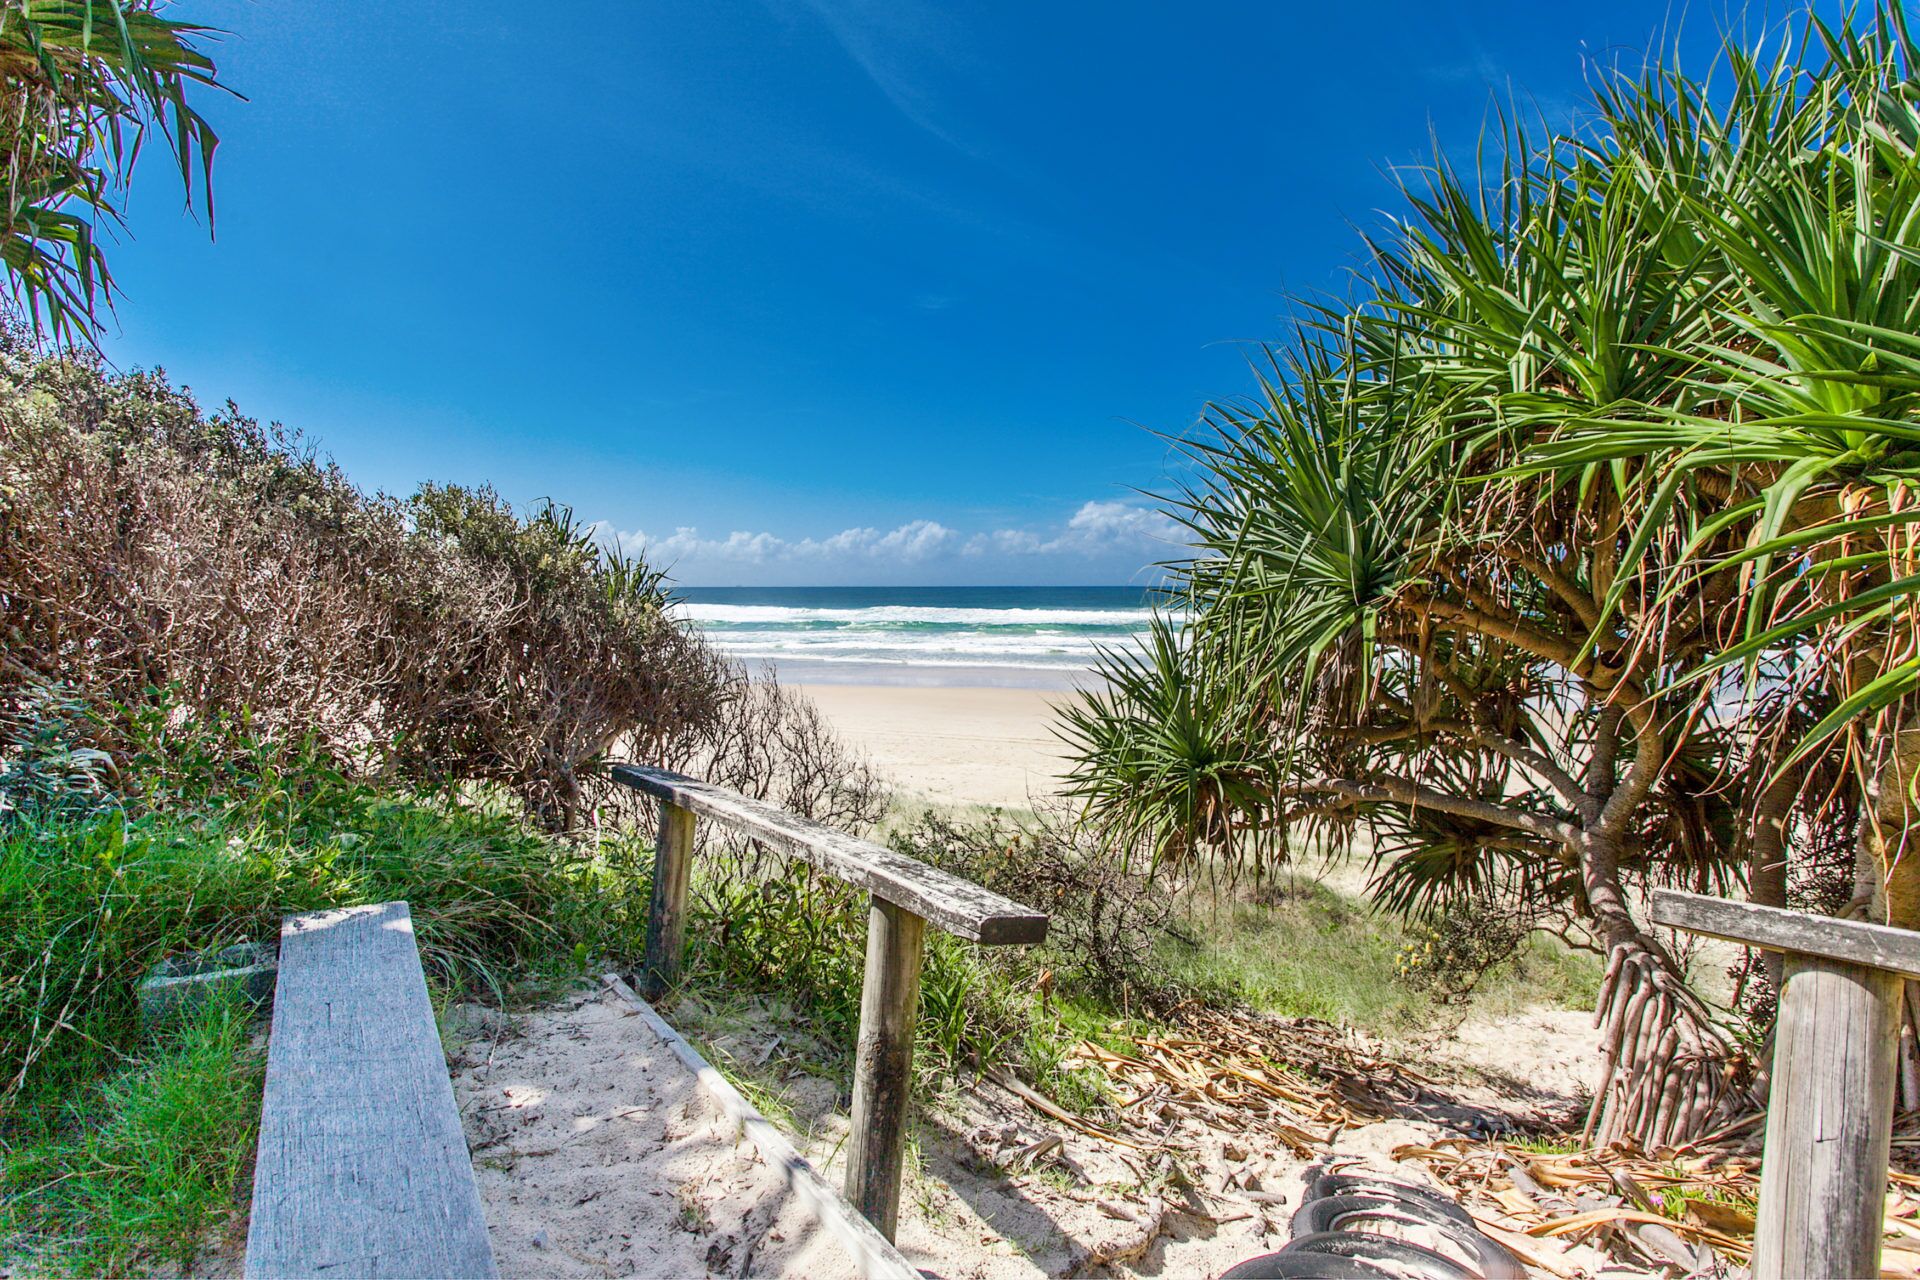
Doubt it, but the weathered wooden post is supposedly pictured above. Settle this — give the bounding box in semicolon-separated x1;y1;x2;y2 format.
843;897;928;1240
1651;889;1920;1280
608;762;1047;1244
642;800;696;1001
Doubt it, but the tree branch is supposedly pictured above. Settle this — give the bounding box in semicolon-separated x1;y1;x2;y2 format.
1281;775;1580;846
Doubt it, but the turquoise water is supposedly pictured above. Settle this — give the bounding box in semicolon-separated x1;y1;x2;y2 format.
676;585;1168;688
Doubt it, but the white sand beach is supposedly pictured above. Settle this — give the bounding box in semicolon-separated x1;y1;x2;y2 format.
796;683;1077;811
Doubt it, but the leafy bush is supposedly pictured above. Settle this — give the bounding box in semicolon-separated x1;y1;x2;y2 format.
0;682;112;829
1393;898;1532;1003
0;348;722;825
890;807;1176;998
666;806;1150;1097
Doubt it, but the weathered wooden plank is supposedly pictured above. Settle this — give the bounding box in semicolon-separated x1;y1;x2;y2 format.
1649;889;1920;979
843;899;926;1241
602;975;921;1280
246;903;497;1280
611;763;1048;945
642;801;696;1000
1752;953;1900;1280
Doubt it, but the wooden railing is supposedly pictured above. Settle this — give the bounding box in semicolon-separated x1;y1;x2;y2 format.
610;763;1049;1241
1653;889;1920;1280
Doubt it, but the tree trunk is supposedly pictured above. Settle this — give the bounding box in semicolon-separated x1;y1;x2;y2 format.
1581;831;1745;1149
1858;725;1920;930
1858;723;1920;1110
1749;768;1793;985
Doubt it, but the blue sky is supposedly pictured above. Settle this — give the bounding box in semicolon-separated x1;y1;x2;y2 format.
97;1;1803;585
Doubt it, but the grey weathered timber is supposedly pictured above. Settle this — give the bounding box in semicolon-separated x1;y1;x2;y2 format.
612;763;1047;945
245;903;497;1280
843;898;927;1241
642;801;696;1000
611;760;1049;1244
1650;888;1920;979
602;975;920;1280
1753;954;1900;1280
138;940;277;1029
1655;889;1919;1280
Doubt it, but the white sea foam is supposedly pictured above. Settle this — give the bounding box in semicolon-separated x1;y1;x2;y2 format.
676;604;1165;627
678;596;1166;674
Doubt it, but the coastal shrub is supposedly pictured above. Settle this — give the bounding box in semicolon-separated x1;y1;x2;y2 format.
0;345;721;824
678;856;1068;1089
890;807;1176;998
601;666;889;995
665;805;1140;1099
1393;898;1532;1003
667;673;888;832
0;682;113;829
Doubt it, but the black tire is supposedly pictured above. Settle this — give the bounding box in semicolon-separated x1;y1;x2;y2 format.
1217;1251;1395;1279
1290;1197;1527;1280
1277;1231;1480;1280
1302;1172;1476;1227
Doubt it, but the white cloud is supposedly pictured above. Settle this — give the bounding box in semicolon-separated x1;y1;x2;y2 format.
602;500;1178;582
962;501;1180;557
1061;499;1182;549
876;518;956;558
613;518;956;567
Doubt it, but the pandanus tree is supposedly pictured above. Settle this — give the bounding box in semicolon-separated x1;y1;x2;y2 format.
0;1;227;343
1065;3;1920;1145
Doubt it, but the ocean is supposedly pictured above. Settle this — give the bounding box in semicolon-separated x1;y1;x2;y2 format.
674;585;1165;689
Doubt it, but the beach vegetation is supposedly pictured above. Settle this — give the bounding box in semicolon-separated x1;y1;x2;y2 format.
1;1000;262;1277
0;0;228;345
0;340;730;829
1163;875;1601;1034
1063;0;1920;1147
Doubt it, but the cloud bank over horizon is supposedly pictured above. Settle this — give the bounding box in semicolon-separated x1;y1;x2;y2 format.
604;499;1182;586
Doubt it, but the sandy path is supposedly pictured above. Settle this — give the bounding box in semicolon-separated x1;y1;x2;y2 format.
448;986;1625;1279
796;684;1073;810
450;986;1297;1280
451;987;858;1279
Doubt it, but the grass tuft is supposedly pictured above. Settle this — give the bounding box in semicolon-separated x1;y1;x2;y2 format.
1;1001;263;1277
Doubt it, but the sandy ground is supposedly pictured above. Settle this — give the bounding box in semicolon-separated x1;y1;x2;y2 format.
796;683;1072;810
452;986;1626;1280
450;986;864;1279
451;984;1293;1279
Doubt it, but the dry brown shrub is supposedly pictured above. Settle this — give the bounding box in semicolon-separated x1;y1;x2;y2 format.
0;347;733;826
588;659;891;904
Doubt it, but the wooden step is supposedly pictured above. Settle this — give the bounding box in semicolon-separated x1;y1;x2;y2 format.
245;902;497;1280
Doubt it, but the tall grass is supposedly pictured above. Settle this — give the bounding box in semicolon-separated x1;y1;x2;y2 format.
1161;878;1602;1036
0;728;661;1274
0;755;651;1108
681;854;1044;1083
1;1003;263;1276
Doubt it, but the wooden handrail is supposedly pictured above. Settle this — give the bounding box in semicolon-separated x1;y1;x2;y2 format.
611;764;1048;945
1652;890;1917;1279
1650;888;1920;979
609;761;1049;1243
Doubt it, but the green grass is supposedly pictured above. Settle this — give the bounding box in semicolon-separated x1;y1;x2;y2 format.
1160;876;1603;1037
0;750;657;1275
0;1001;263;1276
0;772;649;1111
